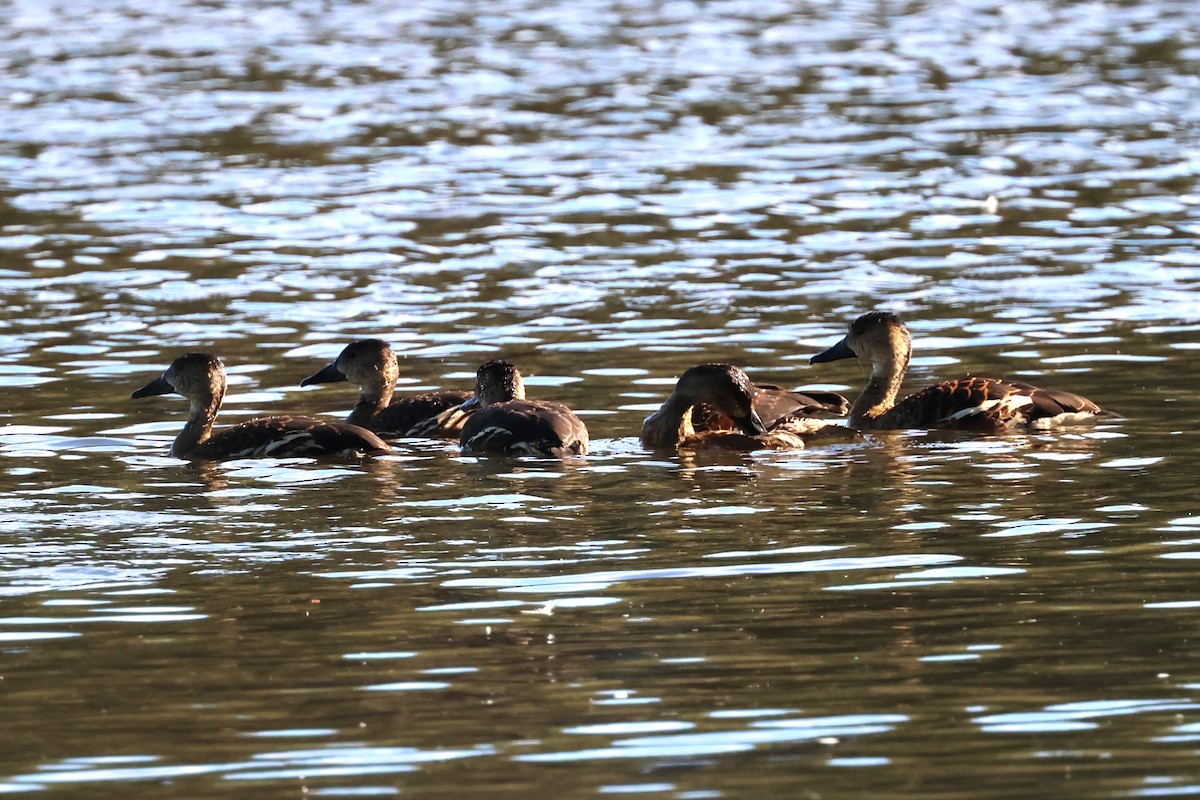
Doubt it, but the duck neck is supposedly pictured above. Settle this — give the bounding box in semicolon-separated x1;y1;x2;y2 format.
850;343;910;428
173;395;220;458
642;394;691;447
348;376;394;427
477;377;524;406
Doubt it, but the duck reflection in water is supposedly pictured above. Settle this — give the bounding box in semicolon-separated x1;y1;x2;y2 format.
641;364;859;452
301;339;474;438
811;311;1105;433
457;360;589;457
132;353;391;461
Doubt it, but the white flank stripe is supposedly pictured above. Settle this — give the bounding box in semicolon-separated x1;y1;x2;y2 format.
259;431;315;456
945;394;1032;423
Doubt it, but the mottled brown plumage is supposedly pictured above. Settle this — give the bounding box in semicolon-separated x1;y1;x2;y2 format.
677;406;862;452
458;360;589;457
810;311;1104;432
300;339;471;438
642;364;856;450
684;381;848;435
133;353;391;461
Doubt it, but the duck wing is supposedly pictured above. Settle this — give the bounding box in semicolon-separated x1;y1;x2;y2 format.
187;416;391;461
754;383;849;421
371;390;473;438
687;384;848;435
460;400;589;457
891;377;1102;432
1006;381;1104;422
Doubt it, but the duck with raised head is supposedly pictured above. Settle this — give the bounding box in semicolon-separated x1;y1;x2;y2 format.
133;353;391;461
300;339;472;438
810;311;1104;432
457;360;589;457
641;363;859;451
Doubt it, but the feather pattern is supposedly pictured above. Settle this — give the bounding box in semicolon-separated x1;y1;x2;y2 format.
404;395;477;438
373;390;474;437
188;415;393;460
751;383;850;421
642;363;857;451
681;383;848;438
300;339;472;438
133;353;391;461
457;361;589;457
677;406;862;452
811;311;1104;432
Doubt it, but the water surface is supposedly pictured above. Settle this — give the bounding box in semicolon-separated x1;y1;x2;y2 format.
3;0;1200;797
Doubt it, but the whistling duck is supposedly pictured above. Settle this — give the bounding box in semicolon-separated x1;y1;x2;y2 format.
676;405;861;451
810;311;1104;432
639;366;846;449
300;339;472;438
642;363;857;450
457;360;589;457
132;353;391;461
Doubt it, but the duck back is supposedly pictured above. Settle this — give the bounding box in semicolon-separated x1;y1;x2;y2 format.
371;390;474;438
460;400;589;457
189;416;391;461
887;377;1103;433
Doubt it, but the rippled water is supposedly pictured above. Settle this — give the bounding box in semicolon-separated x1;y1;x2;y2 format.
3;0;1200;797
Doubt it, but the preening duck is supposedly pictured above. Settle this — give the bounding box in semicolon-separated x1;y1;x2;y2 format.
677;405;862;452
133;353;391;461
457;360;589;457
300;339;472;438
810;311;1104;432
641;363;858;450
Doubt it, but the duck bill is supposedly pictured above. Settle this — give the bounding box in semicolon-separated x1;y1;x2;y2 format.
131;374;175;399
810;337;856;364
457;395;482;412
300;361;347;387
735;409;767;436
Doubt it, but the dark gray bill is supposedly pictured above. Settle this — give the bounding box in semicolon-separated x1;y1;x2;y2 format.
810;338;855;364
131;374;176;399
300;362;347;386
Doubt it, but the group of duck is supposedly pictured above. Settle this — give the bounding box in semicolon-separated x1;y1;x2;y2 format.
130;311;1106;462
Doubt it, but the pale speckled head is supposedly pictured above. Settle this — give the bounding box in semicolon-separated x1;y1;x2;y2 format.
473;359;526;406
132;353;225;401
301;338;397;388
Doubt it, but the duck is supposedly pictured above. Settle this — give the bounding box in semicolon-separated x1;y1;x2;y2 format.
740;383;849;426
638;369;847;450
677;404;862;452
132;353;391;461
641;363;858;450
300;339;472;438
457;360;589;457
809;311;1104;432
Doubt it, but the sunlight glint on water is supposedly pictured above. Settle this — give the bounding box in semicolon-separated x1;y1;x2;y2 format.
2;0;1200;797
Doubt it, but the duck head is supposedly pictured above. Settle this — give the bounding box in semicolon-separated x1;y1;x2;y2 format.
811;311;912;369
132;353;226;403
301;339;398;390
461;359;527;409
670;364;767;436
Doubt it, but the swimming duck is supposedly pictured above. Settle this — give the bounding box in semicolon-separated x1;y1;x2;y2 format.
810;311;1104;432
640;366;847;449
300;339;472;438
457;360;589;457
677;404;861;451
642;363;857;450
133;353;391;461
